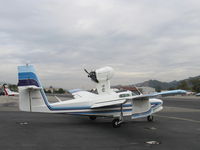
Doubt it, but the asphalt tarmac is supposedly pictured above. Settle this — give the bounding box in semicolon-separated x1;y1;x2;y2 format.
0;96;200;150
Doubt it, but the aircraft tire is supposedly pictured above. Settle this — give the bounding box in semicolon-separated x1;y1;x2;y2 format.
89;116;97;120
147;115;154;122
112;119;121;128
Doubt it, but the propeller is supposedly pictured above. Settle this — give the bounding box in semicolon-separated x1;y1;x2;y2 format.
84;68;89;74
84;68;91;78
83;68;99;83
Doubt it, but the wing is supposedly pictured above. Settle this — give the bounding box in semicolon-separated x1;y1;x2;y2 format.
90;90;186;108
153;89;186;96
134;89;186;99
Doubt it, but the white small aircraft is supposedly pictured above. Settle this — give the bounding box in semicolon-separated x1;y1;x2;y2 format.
3;84;19;96
17;65;186;127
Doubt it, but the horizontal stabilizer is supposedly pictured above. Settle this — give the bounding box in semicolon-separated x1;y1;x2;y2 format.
91;99;126;108
25;86;42;91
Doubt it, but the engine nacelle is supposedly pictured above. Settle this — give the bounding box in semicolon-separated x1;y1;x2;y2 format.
96;67;114;82
87;66;114;83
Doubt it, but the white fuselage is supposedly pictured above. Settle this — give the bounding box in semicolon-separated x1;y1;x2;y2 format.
21;87;163;120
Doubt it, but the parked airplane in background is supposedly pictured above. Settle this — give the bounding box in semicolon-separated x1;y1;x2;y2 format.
186;91;195;96
196;93;200;96
17;65;186;127
3;84;19;96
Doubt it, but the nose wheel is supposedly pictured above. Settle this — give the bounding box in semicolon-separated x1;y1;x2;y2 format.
112;119;122;128
112;104;124;128
147;115;154;122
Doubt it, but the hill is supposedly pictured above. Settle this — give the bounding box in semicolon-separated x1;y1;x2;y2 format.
135;75;200;92
135;80;179;91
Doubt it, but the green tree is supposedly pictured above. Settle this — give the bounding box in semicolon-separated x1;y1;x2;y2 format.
168;87;175;90
191;79;200;93
44;89;52;93
177;81;190;90
8;84;18;92
55;88;65;94
155;86;161;92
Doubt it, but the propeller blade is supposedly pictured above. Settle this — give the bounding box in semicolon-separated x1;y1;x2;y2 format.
84;69;89;74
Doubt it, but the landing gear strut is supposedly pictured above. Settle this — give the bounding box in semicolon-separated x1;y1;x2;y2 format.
112;104;124;128
89;116;97;120
112;119;121;128
147;115;154;122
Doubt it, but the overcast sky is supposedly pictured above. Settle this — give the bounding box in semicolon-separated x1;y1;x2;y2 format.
0;0;200;89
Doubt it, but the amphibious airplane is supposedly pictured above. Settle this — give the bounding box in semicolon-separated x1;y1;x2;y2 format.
17;65;186;127
2;84;19;96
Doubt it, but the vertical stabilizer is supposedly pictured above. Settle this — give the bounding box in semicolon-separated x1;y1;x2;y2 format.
18;65;50;112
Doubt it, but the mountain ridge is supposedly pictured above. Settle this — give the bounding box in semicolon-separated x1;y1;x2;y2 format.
134;75;200;91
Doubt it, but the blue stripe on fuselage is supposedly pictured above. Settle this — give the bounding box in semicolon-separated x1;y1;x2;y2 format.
69;109;132;115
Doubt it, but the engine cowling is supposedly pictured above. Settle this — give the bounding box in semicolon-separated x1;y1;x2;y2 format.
95;67;114;82
86;66;114;83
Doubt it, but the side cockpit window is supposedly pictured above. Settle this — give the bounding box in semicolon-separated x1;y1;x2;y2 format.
119;93;130;98
132;90;140;96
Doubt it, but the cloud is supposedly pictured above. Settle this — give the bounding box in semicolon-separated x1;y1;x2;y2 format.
0;0;200;89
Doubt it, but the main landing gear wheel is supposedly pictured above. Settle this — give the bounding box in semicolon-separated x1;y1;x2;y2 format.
147;115;154;122
89;116;97;120
112;119;121;128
